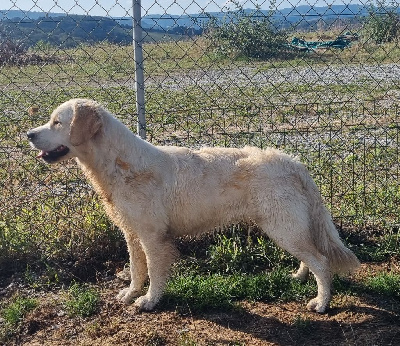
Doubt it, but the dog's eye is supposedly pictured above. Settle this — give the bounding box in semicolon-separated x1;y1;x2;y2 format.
53;120;61;126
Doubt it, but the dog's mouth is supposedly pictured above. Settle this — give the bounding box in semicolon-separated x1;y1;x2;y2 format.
37;145;70;162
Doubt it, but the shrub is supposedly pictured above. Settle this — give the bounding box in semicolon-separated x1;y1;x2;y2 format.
205;1;291;60
363;0;400;43
0;38;26;63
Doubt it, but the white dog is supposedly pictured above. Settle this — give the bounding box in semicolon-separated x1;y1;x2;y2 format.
27;99;360;313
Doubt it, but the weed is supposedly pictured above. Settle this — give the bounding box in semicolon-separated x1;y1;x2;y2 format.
1;296;37;327
0;295;37;342
24;265;38;288
144;331;167;346
64;283;100;317
178;329;197;346
84;321;101;338
354;229;400;262
292;314;312;331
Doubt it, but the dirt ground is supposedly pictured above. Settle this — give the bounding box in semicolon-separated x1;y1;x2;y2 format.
3;264;399;346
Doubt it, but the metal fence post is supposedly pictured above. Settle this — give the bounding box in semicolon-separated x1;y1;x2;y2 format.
132;0;146;139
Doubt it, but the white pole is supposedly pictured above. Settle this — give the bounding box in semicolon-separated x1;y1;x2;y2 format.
132;0;146;139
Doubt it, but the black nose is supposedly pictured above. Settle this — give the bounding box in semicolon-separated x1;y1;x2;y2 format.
27;131;35;140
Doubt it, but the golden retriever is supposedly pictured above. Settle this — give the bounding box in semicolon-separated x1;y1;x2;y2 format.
27;99;360;313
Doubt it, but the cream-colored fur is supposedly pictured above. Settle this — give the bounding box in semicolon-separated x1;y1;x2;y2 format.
27;99;360;313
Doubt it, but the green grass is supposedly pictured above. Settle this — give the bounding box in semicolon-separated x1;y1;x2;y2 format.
1;296;37;327
163;269;317;312
206;231;294;274
64;283;100;317
291;314;312;332
164;247;399;312
365;272;400;297
355;230;400;262
0;296;38;342
162;227;398;312
158;228;312;311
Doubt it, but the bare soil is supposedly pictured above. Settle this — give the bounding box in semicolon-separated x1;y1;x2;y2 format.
3;263;399;346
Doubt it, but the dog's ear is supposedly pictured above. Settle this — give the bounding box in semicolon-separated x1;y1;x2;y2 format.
70;100;102;146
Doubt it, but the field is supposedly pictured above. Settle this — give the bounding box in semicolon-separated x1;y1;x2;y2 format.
0;34;400;345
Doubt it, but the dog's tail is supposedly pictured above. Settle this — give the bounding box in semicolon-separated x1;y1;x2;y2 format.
299;164;360;275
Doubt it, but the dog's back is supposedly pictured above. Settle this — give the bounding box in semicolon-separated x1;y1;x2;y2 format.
160;146;307;237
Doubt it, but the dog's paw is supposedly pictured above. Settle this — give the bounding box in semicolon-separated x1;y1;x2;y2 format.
116;287;141;304
134;294;158;311
306;298;327;313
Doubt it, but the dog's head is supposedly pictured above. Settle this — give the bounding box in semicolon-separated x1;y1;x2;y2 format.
27;99;102;163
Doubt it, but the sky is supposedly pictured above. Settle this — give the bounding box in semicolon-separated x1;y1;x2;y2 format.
2;0;365;16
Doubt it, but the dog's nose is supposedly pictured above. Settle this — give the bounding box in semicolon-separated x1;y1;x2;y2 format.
27;131;35;140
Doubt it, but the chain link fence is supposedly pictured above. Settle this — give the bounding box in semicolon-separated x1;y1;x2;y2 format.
1;0;400;266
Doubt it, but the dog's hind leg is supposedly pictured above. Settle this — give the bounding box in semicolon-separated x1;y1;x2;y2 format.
117;233;148;304
293;249;332;313
285;244;332;313
133;233;178;311
260;222;332;313
292;261;309;282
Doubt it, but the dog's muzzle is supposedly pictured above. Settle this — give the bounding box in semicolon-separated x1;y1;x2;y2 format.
27;130;70;163
27;130;36;140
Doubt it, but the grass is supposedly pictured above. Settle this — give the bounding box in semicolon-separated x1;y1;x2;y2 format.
64;283;100;317
161;227;398;313
0;296;38;342
1;296;38;327
365;272;400;297
164;269;316;312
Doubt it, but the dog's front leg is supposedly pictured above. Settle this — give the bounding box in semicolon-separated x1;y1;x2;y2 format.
133;234;178;311
117;233;148;304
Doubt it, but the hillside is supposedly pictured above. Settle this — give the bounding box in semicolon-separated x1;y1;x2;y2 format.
0;4;385;47
0;14;191;47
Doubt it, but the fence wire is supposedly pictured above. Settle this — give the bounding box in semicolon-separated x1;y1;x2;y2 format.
1;0;400;263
